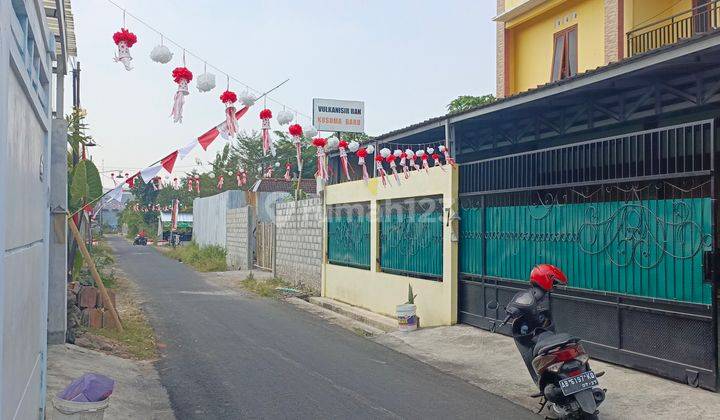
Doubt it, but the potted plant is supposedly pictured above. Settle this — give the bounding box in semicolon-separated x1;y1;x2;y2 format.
396;284;418;331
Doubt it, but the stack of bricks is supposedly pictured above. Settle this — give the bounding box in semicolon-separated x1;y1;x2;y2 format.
274;198;323;293
226;206;252;270
67;282;116;329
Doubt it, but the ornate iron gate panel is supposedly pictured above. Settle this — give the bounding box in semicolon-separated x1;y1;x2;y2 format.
457;120;718;390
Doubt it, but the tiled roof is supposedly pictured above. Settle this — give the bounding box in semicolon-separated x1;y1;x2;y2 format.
373;31;720;142
252;178;317;194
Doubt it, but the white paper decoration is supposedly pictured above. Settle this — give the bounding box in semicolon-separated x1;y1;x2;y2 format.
416;149;426;158
405;148;415;158
438;145;447;152
327;137;340;149
393;149;403;157
196;72;216;92
150;45;173;64
304;125;318;138
379;148;391;158
240;90;256;106
275;162;281;167
277;110;294;125
427;147;435;154
366;145;375;154
348;141;360;152
208;172;216;179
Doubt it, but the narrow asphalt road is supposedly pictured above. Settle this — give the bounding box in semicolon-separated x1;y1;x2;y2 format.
109;236;537;420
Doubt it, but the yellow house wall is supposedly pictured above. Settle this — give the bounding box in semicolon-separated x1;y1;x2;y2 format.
322;166;459;327
508;0;605;94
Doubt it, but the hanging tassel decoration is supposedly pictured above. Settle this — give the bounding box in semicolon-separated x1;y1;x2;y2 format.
236;171;242;187
387;155;402;186
312;137;329;181
220;90;238;138
113;28;137;71
432;152;445;171
417;150;430;173
171;67;193;123
288;124;304;172
187;178;193;192
110;173;116;186
375;155;388;187
338;140;352;181
406;149;420;171
439;145;457;167
217;175;224;190
194;175;201;193
394;149;410;179
173;178;179;189
284;162;292;181
260;109;272;155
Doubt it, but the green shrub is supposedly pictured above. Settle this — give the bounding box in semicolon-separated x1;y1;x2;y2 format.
165;242;227;272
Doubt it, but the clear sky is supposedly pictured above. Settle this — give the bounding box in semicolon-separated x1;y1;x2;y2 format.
72;0;497;186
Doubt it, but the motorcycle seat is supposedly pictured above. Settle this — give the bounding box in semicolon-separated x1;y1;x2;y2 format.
533;332;579;357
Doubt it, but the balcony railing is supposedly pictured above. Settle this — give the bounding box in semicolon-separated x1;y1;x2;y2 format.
627;1;720;57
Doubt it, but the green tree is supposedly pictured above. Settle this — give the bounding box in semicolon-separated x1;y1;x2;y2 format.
69;159;103;213
447;94;496;113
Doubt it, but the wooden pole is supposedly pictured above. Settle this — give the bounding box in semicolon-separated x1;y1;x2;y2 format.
67;213;123;332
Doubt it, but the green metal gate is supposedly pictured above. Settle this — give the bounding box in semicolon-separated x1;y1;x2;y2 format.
458;120;718;390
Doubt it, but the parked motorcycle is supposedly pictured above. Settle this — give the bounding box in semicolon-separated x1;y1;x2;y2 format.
133;235;147;246
492;264;606;419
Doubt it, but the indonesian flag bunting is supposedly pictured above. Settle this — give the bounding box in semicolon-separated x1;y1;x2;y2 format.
178;139;198;160
198;105;250;150
161;151;179;173
140;165;162;183
107;184;125;203
125;172;139;188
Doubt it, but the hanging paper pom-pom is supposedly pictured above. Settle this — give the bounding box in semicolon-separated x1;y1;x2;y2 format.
312;137;327;148
277;110;294;125
288;124;303;137
427;147;435;155
379;147;392;158
406;148;420;171
304;125;318;138
172;67;193;84
220;90;237;104
327;137;340;149
196;72;216;92
171;67;193;123
289;124;304;173
348;141;360;153
366;145;375;154
260;109;272;155
208;172;216;179
396;150;409;179
432;152;445;171
220;90;238;138
150;44;173;64
240;90;256;107
113;28;137;71
393;149;403;157
284;162;292;181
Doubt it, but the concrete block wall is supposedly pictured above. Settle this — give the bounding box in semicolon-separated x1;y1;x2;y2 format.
274;198;323;293
226;207;253;270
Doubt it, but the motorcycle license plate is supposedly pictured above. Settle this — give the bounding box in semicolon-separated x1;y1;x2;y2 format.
558;371;598;396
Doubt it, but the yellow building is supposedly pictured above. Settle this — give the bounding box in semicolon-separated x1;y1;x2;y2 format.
496;0;706;96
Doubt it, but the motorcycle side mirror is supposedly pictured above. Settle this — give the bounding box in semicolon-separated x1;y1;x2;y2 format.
486;301;499;310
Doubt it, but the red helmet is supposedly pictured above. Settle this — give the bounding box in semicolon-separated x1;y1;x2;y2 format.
530;264;567;291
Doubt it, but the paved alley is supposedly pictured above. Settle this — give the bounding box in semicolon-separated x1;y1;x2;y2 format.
108;236;536;419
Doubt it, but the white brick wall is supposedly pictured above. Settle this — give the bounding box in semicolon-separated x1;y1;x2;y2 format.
274;198;323;293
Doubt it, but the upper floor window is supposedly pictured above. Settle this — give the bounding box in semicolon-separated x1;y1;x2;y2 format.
551;25;577;82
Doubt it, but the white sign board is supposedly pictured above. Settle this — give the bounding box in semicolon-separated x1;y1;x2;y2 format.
312;98;365;133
